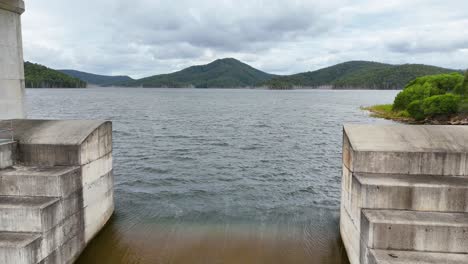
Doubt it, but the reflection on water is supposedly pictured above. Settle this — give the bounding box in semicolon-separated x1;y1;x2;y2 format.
26;88;397;264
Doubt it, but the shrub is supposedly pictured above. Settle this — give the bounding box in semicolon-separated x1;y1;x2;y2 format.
393;72;464;111
461;70;468;96
421;94;461;117
407;100;425;120
458;98;468;114
393;84;444;111
404;72;464;92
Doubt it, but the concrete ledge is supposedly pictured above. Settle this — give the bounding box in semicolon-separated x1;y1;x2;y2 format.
368;249;468;264
354;172;468;213
4;119;112;166
0;166;81;197
362;209;468;253
0;196;61;233
0;0;25;14
343;125;468;176
0;232;41;264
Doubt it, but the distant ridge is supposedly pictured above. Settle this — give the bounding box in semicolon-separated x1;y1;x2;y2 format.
260;61;459;90
24;62;86;88
27;59;461;89
118;58;276;88
58;69;133;86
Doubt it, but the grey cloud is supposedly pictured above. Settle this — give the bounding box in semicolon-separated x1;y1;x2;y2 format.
21;0;468;77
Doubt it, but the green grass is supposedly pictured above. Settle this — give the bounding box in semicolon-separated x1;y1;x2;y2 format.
361;104;412;121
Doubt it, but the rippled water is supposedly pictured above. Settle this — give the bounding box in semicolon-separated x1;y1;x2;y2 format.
26;88;397;264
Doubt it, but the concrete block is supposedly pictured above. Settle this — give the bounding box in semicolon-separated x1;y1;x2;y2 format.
343;125;468;176
0;232;41;264
10;120;112;166
38;233;84;264
0;80;24;99
80;121;112;165
354;172;468;213
81;152;112;187
361;209;468;253
368;249;468;264
37;211;84;262
340;203;360;264
0;141;14;169
0;42;23;80
84;189;114;243
0;196;61;233
83;171;113;208
0;0;25;14
0;99;25;120
0;166;81;197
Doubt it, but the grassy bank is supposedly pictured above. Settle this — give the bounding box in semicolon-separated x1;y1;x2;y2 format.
361;104;414;122
362;103;468;124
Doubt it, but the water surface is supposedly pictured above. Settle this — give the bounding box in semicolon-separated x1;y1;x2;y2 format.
26;88;397;264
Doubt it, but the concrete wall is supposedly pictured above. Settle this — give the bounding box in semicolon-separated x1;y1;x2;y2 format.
0;119;114;263
340;124;468;264
0;0;25;119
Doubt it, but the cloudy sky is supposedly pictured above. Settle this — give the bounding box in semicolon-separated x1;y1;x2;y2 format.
22;0;468;78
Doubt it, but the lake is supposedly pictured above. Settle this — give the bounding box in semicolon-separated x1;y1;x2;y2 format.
26;88;397;264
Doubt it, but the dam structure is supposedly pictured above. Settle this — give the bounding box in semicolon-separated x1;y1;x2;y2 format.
341;124;468;264
0;1;114;263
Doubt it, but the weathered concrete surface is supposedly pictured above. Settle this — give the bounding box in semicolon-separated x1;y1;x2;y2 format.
354;172;468;213
340;125;468;264
0;0;25;119
343;124;468;176
0;196;61;232
362;209;468;253
0;119;113;263
0;232;41;264
368;249;468;264
3;119;112;166
0;166;81;197
0;141;15;169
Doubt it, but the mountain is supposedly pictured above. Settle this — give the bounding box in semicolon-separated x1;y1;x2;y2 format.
24;62;87;88
261;61;458;89
120;58;276;88
59;69;133;86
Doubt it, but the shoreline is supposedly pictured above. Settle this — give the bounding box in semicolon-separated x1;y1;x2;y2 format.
362;104;468;125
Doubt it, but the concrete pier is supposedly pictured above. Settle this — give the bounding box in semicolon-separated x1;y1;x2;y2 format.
0;0;26;119
0;120;114;263
340;124;468;264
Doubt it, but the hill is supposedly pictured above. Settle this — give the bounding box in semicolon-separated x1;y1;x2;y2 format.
261;61;458;89
120;58;276;88
59;69;133;86
24;62;87;88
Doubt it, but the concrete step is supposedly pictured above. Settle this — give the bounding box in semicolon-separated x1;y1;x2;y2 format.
0;141;15;169
0;232;42;264
354;172;468;212
0;166;81;197
368;249;468;264
343;124;468;176
0;196;61;233
361;209;468;254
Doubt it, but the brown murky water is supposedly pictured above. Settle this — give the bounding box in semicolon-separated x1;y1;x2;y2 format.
77;215;349;264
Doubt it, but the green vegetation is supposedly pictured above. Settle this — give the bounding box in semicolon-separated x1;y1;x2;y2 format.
24;62;87;88
59;70;133;86
361;104;410;121
119;58;275;88
364;72;467;122
261;61;457;89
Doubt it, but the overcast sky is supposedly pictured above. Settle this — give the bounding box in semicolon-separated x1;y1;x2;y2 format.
22;0;468;78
